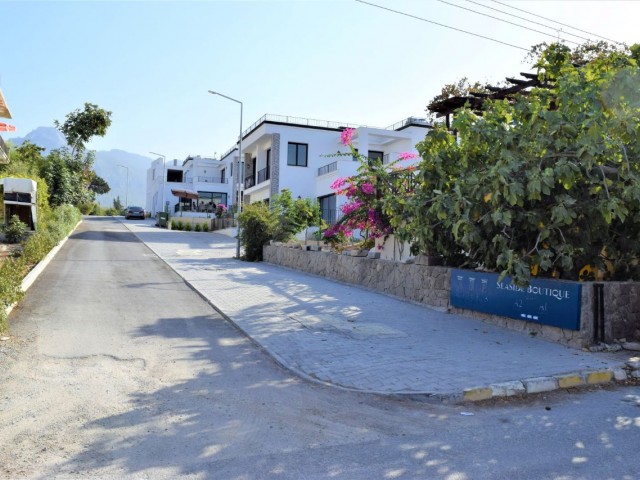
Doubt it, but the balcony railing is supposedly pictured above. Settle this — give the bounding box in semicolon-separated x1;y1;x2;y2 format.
245;176;255;189
257;168;269;184
197;176;227;184
317;161;338;176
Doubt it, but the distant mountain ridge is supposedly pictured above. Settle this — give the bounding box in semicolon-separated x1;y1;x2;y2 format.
9;127;149;207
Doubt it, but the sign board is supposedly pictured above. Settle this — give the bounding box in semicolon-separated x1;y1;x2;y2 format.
450;269;582;330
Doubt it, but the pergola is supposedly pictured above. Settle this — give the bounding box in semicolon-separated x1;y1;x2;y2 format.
427;72;551;128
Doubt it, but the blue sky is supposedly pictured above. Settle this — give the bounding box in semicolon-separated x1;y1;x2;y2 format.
2;0;639;164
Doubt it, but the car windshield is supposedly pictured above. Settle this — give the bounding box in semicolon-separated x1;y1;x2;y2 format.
128;207;143;211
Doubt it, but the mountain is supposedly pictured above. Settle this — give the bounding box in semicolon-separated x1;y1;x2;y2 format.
9;127;150;207
9;126;67;152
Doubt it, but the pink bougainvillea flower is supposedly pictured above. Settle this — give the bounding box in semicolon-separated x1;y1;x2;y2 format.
330;177;346;190
361;182;375;195
341;128;355;146
398;152;418;161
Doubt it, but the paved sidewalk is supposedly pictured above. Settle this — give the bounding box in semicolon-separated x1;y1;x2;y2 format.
124;220;631;401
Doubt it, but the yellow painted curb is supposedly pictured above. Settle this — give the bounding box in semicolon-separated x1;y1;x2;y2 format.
463;387;493;402
586;371;612;385
557;374;584;389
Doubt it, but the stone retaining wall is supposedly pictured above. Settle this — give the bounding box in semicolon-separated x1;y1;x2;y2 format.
263;245;640;348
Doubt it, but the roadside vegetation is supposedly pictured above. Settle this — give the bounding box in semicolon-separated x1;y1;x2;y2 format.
238;189;321;261
0;103;112;331
324;41;640;285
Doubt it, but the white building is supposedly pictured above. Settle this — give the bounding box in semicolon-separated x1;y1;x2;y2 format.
220;114;430;224
146;155;234;216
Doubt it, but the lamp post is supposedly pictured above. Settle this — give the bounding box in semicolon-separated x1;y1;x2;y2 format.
208;90;243;259
117;164;129;209
150;152;166;214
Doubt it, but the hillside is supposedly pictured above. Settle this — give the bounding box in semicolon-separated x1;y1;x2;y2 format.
9;127;149;207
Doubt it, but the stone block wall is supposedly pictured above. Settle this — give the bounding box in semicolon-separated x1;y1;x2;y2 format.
264;245;640;348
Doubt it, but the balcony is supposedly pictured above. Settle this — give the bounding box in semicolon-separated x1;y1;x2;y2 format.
244;176;255;189
317;161;338;177
257;167;269;184
197;176;227;184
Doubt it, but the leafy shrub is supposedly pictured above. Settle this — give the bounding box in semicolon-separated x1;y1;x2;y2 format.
202;222;209;232
185;222;192;231
238;202;276;261
171;220;178;230
176;220;184;230
3;215;28;244
0;258;26;330
194;223;202;232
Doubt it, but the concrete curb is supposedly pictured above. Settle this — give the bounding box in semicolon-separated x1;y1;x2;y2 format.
4;220;82;319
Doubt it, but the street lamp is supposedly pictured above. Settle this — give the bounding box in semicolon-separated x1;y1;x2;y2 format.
117;164;129;209
208;90;243;259
150;151;166;214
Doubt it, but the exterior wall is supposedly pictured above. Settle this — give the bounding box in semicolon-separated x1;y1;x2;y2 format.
263;245;640;348
238;119;429;210
147;155;234;216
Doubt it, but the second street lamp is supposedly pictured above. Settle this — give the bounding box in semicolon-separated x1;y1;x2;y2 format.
117;164;129;209
150;151;166;214
208;90;243;259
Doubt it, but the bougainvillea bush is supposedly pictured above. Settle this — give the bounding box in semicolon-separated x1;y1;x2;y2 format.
323;128;419;248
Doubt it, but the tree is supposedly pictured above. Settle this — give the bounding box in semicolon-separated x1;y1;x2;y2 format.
113;196;123;212
88;174;110;195
54;102;112;156
407;41;640;284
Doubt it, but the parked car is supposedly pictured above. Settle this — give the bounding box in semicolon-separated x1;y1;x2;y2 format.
124;206;145;219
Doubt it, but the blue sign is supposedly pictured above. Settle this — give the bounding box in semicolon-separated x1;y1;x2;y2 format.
450;269;582;330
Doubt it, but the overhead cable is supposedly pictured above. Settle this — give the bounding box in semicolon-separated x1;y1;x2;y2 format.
462;0;593;43
354;0;529;52
488;0;621;44
436;0;579;45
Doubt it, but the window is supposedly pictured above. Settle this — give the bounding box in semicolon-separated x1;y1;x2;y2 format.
287;143;308;167
368;150;384;163
166;169;183;182
318;194;337;224
266;149;271;180
221;168;226;183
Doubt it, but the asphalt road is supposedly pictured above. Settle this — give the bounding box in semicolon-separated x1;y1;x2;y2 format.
0;217;639;479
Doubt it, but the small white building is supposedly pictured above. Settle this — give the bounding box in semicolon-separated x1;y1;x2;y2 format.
219;114;430;224
146;155;234;216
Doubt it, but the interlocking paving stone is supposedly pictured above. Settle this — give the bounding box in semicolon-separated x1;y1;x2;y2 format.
125;222;628;397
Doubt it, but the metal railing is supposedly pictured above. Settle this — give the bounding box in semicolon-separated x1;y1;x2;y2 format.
317;161;338;176
386;116;432;131
257;167;269;184
320;208;342;225
220;114;431;159
197;176;226;183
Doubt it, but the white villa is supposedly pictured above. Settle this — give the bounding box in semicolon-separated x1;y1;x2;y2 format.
146;155;234;216
220;114;430;224
146;114;430;223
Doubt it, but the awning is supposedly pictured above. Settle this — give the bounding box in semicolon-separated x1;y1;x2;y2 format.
0;88;12;119
171;188;199;200
0;122;16;132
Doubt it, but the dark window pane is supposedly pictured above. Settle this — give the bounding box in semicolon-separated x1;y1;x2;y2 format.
287;144;297;166
298;144;308;166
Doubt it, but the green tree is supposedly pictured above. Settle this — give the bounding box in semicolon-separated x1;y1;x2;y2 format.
408;41;640;284
238;202;276;261
88;174;110;195
54;102;112;156
113;196;123;212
